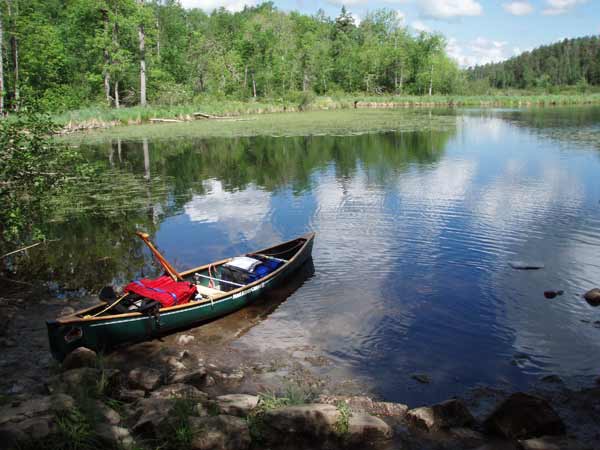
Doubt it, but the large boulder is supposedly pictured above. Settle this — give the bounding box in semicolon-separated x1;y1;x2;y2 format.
264;404;341;437
216;394;259;417
407;399;475;431
483;393;565;439
62;347;97;370
189;415;251;450
61;367;120;395
317;395;408;418
347;413;392;441
128;368;162;391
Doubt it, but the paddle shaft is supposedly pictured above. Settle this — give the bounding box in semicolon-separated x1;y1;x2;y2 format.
135;232;183;281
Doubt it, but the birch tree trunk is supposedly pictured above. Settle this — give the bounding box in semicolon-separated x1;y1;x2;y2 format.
114;80;120;108
252;70;257;98
101;8;111;106
0;9;4;116
138;0;147;106
8;0;19;111
429;64;433;96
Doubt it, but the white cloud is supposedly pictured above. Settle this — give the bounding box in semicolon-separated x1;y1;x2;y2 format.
396;10;406;22
503;1;534;15
447;37;510;67
179;0;257;12
411;20;432;32
419;0;483;20
543;0;588;15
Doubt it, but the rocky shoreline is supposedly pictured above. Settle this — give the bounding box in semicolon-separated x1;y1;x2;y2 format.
2;345;599;450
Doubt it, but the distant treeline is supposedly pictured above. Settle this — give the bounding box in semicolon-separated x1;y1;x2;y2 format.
467;36;600;90
0;1;463;113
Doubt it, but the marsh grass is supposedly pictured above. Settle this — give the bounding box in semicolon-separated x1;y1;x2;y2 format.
54;92;600;132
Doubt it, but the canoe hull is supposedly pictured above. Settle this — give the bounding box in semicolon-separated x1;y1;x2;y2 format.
47;233;314;361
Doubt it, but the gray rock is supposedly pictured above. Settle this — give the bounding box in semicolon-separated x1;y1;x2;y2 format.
117;388;146;403
264;404;341;436
483;393;565;439
0;394;74;427
128;368;162;391
150;383;207;401
216;394;259;417
61;367;119;394
131;397;175;438
59;306;76;317
347;412;392;441
177;334;195;345
0;415;57;447
317;395;408;418
449;427;487;448
189;415;251;450
96;424;134;448
95;401;121;425
584;288;600;306
62;347;97;370
211;368;245;385
407;399;475;431
169;367;208;388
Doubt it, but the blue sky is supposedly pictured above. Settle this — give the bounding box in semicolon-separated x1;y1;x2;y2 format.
182;0;599;67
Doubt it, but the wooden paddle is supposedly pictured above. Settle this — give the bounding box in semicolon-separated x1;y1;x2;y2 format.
135;231;183;281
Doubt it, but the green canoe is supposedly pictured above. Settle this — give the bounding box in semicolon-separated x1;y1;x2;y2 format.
47;232;315;361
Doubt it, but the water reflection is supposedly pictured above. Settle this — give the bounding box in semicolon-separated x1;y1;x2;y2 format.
29;107;600;404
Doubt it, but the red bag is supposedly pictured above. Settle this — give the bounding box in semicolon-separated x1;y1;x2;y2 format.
124;276;196;308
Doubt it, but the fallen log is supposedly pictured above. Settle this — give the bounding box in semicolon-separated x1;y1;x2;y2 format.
149;118;184;123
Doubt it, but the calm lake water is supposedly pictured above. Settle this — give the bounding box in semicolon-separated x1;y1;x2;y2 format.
49;107;600;404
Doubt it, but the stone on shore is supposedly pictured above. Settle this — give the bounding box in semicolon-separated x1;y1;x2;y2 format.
95;400;121;425
483;393;565;439
347;412;392;441
96;424;134;448
131;398;175;438
317;395;408;417
189;415;251;450
116;388;146;403
264;404;341;436
151;383;207;402
583;288;600;306
177;334;195;345
169;367;208;388
216;394;259;417
62;347;97;370
407;399;475;431
128;367;162;391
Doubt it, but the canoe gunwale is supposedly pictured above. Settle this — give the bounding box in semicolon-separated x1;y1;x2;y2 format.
52;232;315;325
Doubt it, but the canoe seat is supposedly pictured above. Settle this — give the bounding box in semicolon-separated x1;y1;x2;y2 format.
195;284;223;297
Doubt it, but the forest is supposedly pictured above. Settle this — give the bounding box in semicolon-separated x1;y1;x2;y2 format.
467;36;600;90
0;0;463;114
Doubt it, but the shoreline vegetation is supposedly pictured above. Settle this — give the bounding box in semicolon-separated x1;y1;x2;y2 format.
56;93;600;134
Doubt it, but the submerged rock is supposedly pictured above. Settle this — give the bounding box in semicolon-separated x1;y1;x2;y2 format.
169;367;208;388
583;288;600;306
412;374;432;384
543;291;563;299
508;261;545;270
62;347;97;370
407;399;475;431
177;334;195;345
189;415;251;450
483;393;565;439
128;368;162;391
